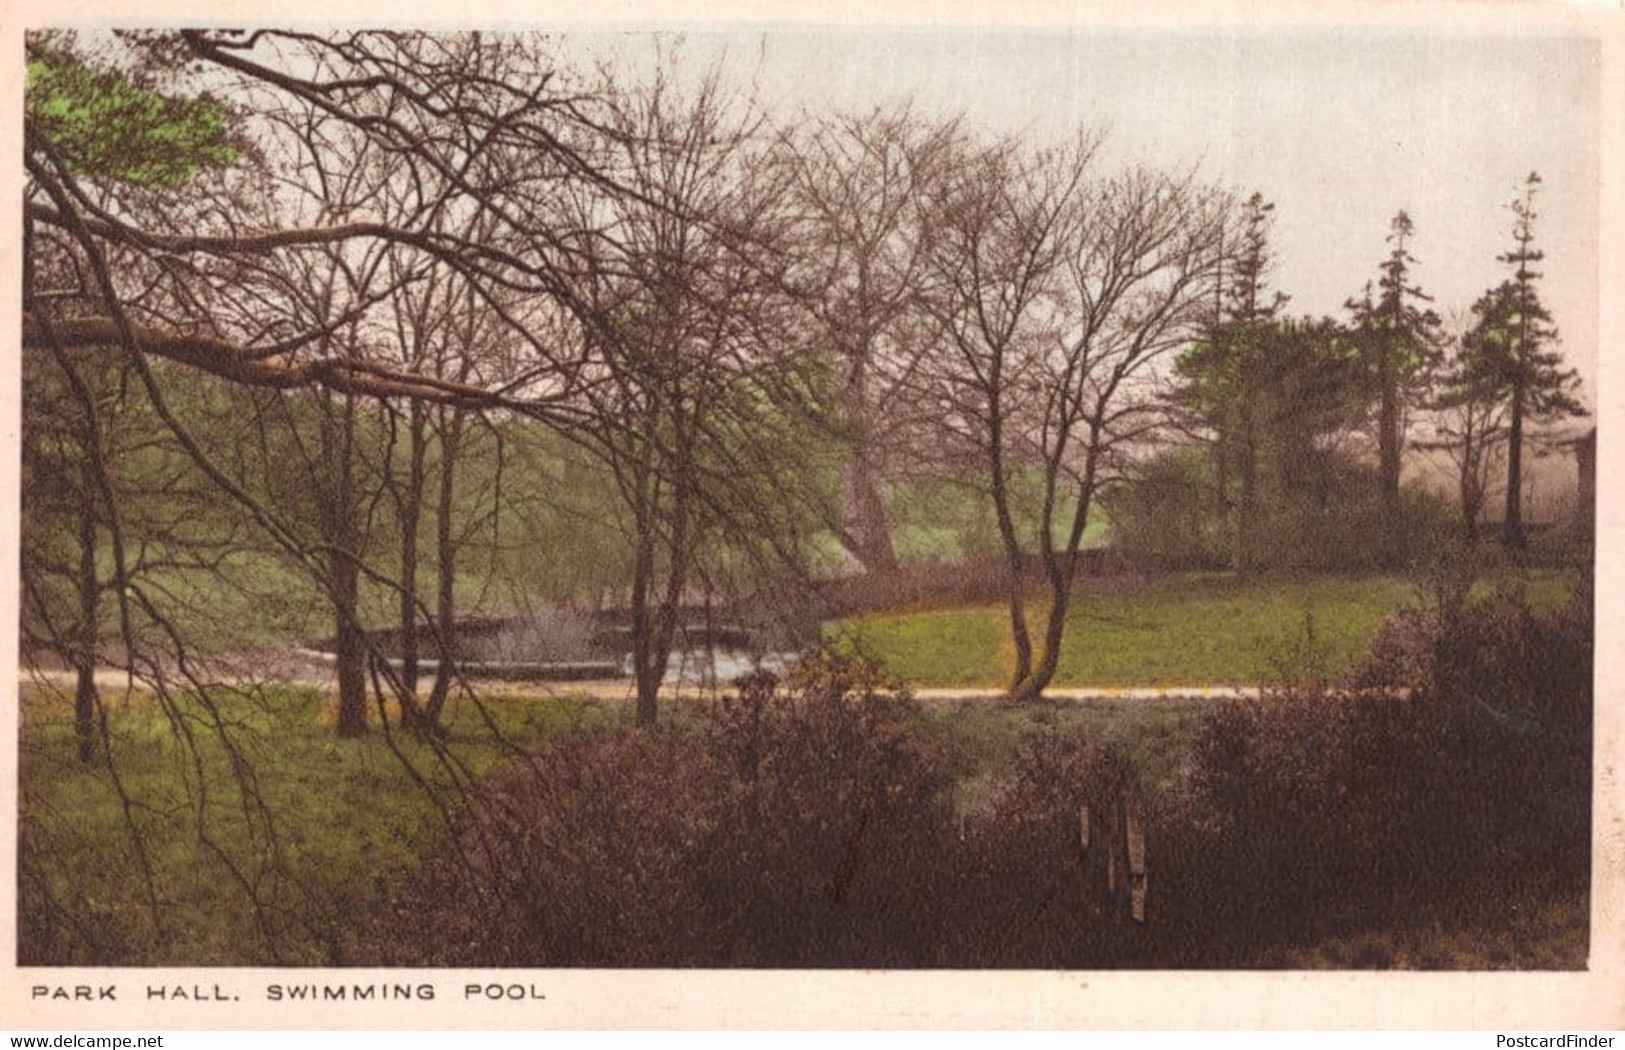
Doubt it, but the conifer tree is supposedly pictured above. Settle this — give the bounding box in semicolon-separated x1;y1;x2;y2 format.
1455;173;1585;550
1345;210;1442;559
1173;192;1288;572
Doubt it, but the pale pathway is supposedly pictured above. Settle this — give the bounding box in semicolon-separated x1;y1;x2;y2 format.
18;666;1262;702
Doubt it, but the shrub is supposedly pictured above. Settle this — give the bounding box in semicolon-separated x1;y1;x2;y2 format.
362;590;1592;968
1106;444;1458;573
1105;447;1231;571
361;650;1160;967
943;732;1147;966
362;648;954;967
694;649;954;965
1171;591;1592;956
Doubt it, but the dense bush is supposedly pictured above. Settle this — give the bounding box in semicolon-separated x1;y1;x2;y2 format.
1106;445;1457;572
364;650;955;966
362;588;1591;967
361;649;1156;967
1168;590;1592;958
941;733;1149;966
1102;448;1231;570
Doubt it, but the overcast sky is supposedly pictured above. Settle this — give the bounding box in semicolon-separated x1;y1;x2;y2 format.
577;27;1600;407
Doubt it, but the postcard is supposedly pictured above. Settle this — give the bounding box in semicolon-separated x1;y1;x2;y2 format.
4;0;1622;1030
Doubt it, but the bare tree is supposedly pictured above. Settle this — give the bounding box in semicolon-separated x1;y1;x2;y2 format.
562;60;814;724
775;105;960;576
1424;324;1510;544
23;31;639;734
919;133;1225;701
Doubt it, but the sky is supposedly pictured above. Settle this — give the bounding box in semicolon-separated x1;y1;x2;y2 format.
572;27;1601;410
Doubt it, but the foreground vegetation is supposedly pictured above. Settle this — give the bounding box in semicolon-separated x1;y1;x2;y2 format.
19;583;1591;969
18;678;1201;966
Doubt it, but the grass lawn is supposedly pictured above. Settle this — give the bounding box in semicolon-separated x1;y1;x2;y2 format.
835;569;1580;689
17;682;607;966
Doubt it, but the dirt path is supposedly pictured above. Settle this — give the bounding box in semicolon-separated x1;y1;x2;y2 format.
17;664;1261;702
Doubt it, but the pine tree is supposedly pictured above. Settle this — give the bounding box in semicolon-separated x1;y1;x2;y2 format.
1224;192;1290;324
1346;210;1442;560
1456;173;1586;550
1173;192;1288;573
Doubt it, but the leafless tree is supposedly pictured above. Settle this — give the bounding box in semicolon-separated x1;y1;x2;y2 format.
1423;324;1510;544
561;59;816;724
20;29;653;958
918;132;1226;701
22;31;636;733
774;104;961;576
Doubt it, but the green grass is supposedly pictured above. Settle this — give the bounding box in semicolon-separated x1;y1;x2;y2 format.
839;604;1010;687
18;683;609;965
837;569;1580;689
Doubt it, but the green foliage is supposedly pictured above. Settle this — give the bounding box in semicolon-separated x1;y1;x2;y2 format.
1175;317;1367;458
26;50;236;186
1108;443;1455;574
1102;446;1230;570
1453;279;1584;424
1445;173;1587;549
18;354;303;666
18;683;589;965
882;473;1110;566
1170;317;1371;570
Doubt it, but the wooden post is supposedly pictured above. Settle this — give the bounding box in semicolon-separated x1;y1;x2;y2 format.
1112;798;1131;918
1126;797;1148;923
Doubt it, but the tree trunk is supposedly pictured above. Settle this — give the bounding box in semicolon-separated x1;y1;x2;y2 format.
630;513;659;727
331;549;369;737
991;484;1034;695
74;461;99;765
838;355;899;576
1459;429;1483;545
396;403;428;731
630;488;692;728
1461;474;1481;545
986;387;1035;695
1504;385;1526;550
843;448;900;576
425;410;462;727
327;396;368;738
1010;571;1069;705
1236;408;1259;575
1011;453;1099;704
1377;348;1402;561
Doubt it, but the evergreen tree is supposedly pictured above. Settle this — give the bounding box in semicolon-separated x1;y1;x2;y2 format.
1345;210;1442;561
1455;173;1585;550
26;43;236;186
1173;191;1288;572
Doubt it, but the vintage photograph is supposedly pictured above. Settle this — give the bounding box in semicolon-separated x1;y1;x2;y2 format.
13;17;1604;984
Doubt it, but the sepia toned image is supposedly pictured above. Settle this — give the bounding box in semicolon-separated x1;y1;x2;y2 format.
6;4;1621;1028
